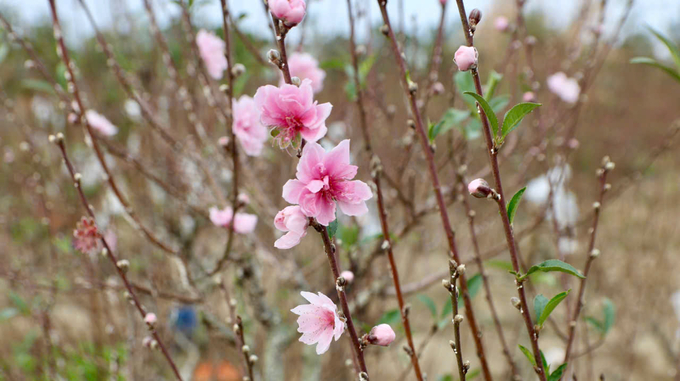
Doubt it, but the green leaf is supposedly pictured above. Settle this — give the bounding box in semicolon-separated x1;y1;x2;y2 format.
463;92;499;137
21;79;56;94
648;27;680;70
506;187;526;225
378;308;401;325
489;95;510;114
429;108;470;141
467;369;481;380
437;375;453;381
465;273;483;303
501;102;541;140
416;294;437;319
485;260;513;272
548;363;568;381
518;344;536;367
455;71;477;112
603;298;616;334
320;58;346;71
337;225;360;250
359;54;377;82
540;350;550;374
524;259;585;280
484;71;503;100
328;219;339;239
537;290;571;328
534;294;549;323
464;118;482;140
630;57;680;83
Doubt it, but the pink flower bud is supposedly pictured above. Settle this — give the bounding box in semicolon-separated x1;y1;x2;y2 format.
368;324;396;346
567;138;580;150
431;82;445;96
522;92;536;103
269;0;307;27
340;270;354;283
468;178;492;198
142;336;153;348
454;46;478;71
144;312;157;327
494;16;509;32
237;193;250;205
218;136;229;147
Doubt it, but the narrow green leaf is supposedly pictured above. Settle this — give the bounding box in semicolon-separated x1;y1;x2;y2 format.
525;259;585;279
586;316;605;334
548;363;568;381
489;95;510;114
506;187;527;224
320;58;346;71
648;27;680;70
603;298;616;334
501;102;541;140
416;294;438;319
485;260;513;272
518;344;536;367
630;57;680;83
21;79;56;94
540;350;550;374
484;71;503;100
538;289;571;327
430;108;470;140
465;273;483;303
378;309;401;325
534;294;549;323
463;91;499;137
327;219;338;239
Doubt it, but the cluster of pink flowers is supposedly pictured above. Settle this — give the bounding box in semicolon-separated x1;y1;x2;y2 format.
196;29;227;80
209;206;258;234
547;72;581;104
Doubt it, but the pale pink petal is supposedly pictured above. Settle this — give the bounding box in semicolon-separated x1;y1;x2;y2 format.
209;207;233;227
233;213;257;234
306;179;325;193
300;291;325;306
300;123;327;143
296;141;326;182
275;231;304;249
338;200;368;217
282;179;307;204
315;327;334;354
323;139;354;179
314;196;336;226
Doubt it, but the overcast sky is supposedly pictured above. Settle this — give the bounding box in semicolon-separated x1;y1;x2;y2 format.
2;0;679;53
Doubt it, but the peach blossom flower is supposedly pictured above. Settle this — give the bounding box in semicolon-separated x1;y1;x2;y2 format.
269;0;307;27
454;46;478;71
85;110;118;136
494;16;509;32
522;91;536;103
282;52;326;93
73;217;102;254
274;205;309;249
290;291;344;354
282;140;372;226
209;206;258;234
368;324;396;346
254;79;331;148
233;95;268;156
340;270;354;283
196;29;227;80
547;72;580;104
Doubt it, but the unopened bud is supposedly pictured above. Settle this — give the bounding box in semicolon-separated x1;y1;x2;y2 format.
453;314;464;324
144;313;157;328
48;135;56;143
267;49;281;64
74;173;82;182
408;81;418;94
511;297;521;309
467;178;492;198
590;248;600;258
380;24;389;36
469;9;482;31
242;345;250;354
593;201;601;209
116;259;130;272
463;360;471;372
291;76;301;86
442;279;452;290
456;264;466;275
407;119;416;129
249;354;258;364
604;161;615;171
231;63;246;77
431;82;445;95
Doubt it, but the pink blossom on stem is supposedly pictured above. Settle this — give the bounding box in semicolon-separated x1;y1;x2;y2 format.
209;206;258;234
196;29;227;80
468;178;492;198
522;91;536;103
144;312;157;327
453;45;478;71
282;140;372;226
547;72;581;104
290;291;344;354
269;0;307;27
274;205;309;249
233;95;268;156
494;16;510;32
73;217;102;254
254;79;331;148
368;324;396;346
340;270;354;283
281;52;326;93
85;110;118;136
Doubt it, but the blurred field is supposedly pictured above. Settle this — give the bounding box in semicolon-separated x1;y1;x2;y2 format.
1;0;680;380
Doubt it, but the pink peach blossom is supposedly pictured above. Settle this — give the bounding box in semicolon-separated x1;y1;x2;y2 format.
281;52;326;93
547;72;580;104
209;206;258;234
340;270;354;283
522;91;536;103
269;0;307;27
73;217;102;254
144;312;157;326
454;45;478;71
494;16;510;32
196;29;227;80
282;140;372;226
233;95;268;156
254;79;331;148
85;110;118;136
468;178;492;198
274;205;309;249
368;324;396;346
290;291;344;354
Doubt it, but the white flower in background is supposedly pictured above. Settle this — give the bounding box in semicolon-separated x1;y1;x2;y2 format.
543;347;565;369
525;165;578;229
124;99;142;121
553;189;579;229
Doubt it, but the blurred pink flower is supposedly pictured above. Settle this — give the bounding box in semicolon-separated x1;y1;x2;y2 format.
522;91;536;103
454;46;478;71
290;291;344;354
233;95;268;156
144;313;157;327
274;205;309;249
73;217;102;254
282;52;326;93
547;72;580;104
196;29;227;80
269;0;307;27
254;79;331;148
494;16;510;32
103;229;117;253
340;270;354;283
209;206;258;234
282;140;372;226
85;110;118;136
368;324;396;346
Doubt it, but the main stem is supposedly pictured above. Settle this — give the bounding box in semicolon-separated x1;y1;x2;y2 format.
376;2;493;380
451;0;546;379
346;0;422;379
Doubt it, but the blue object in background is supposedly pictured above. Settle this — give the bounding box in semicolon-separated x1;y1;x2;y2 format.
171;305;198;336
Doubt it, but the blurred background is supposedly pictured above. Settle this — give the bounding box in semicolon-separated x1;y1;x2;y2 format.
1;0;680;380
